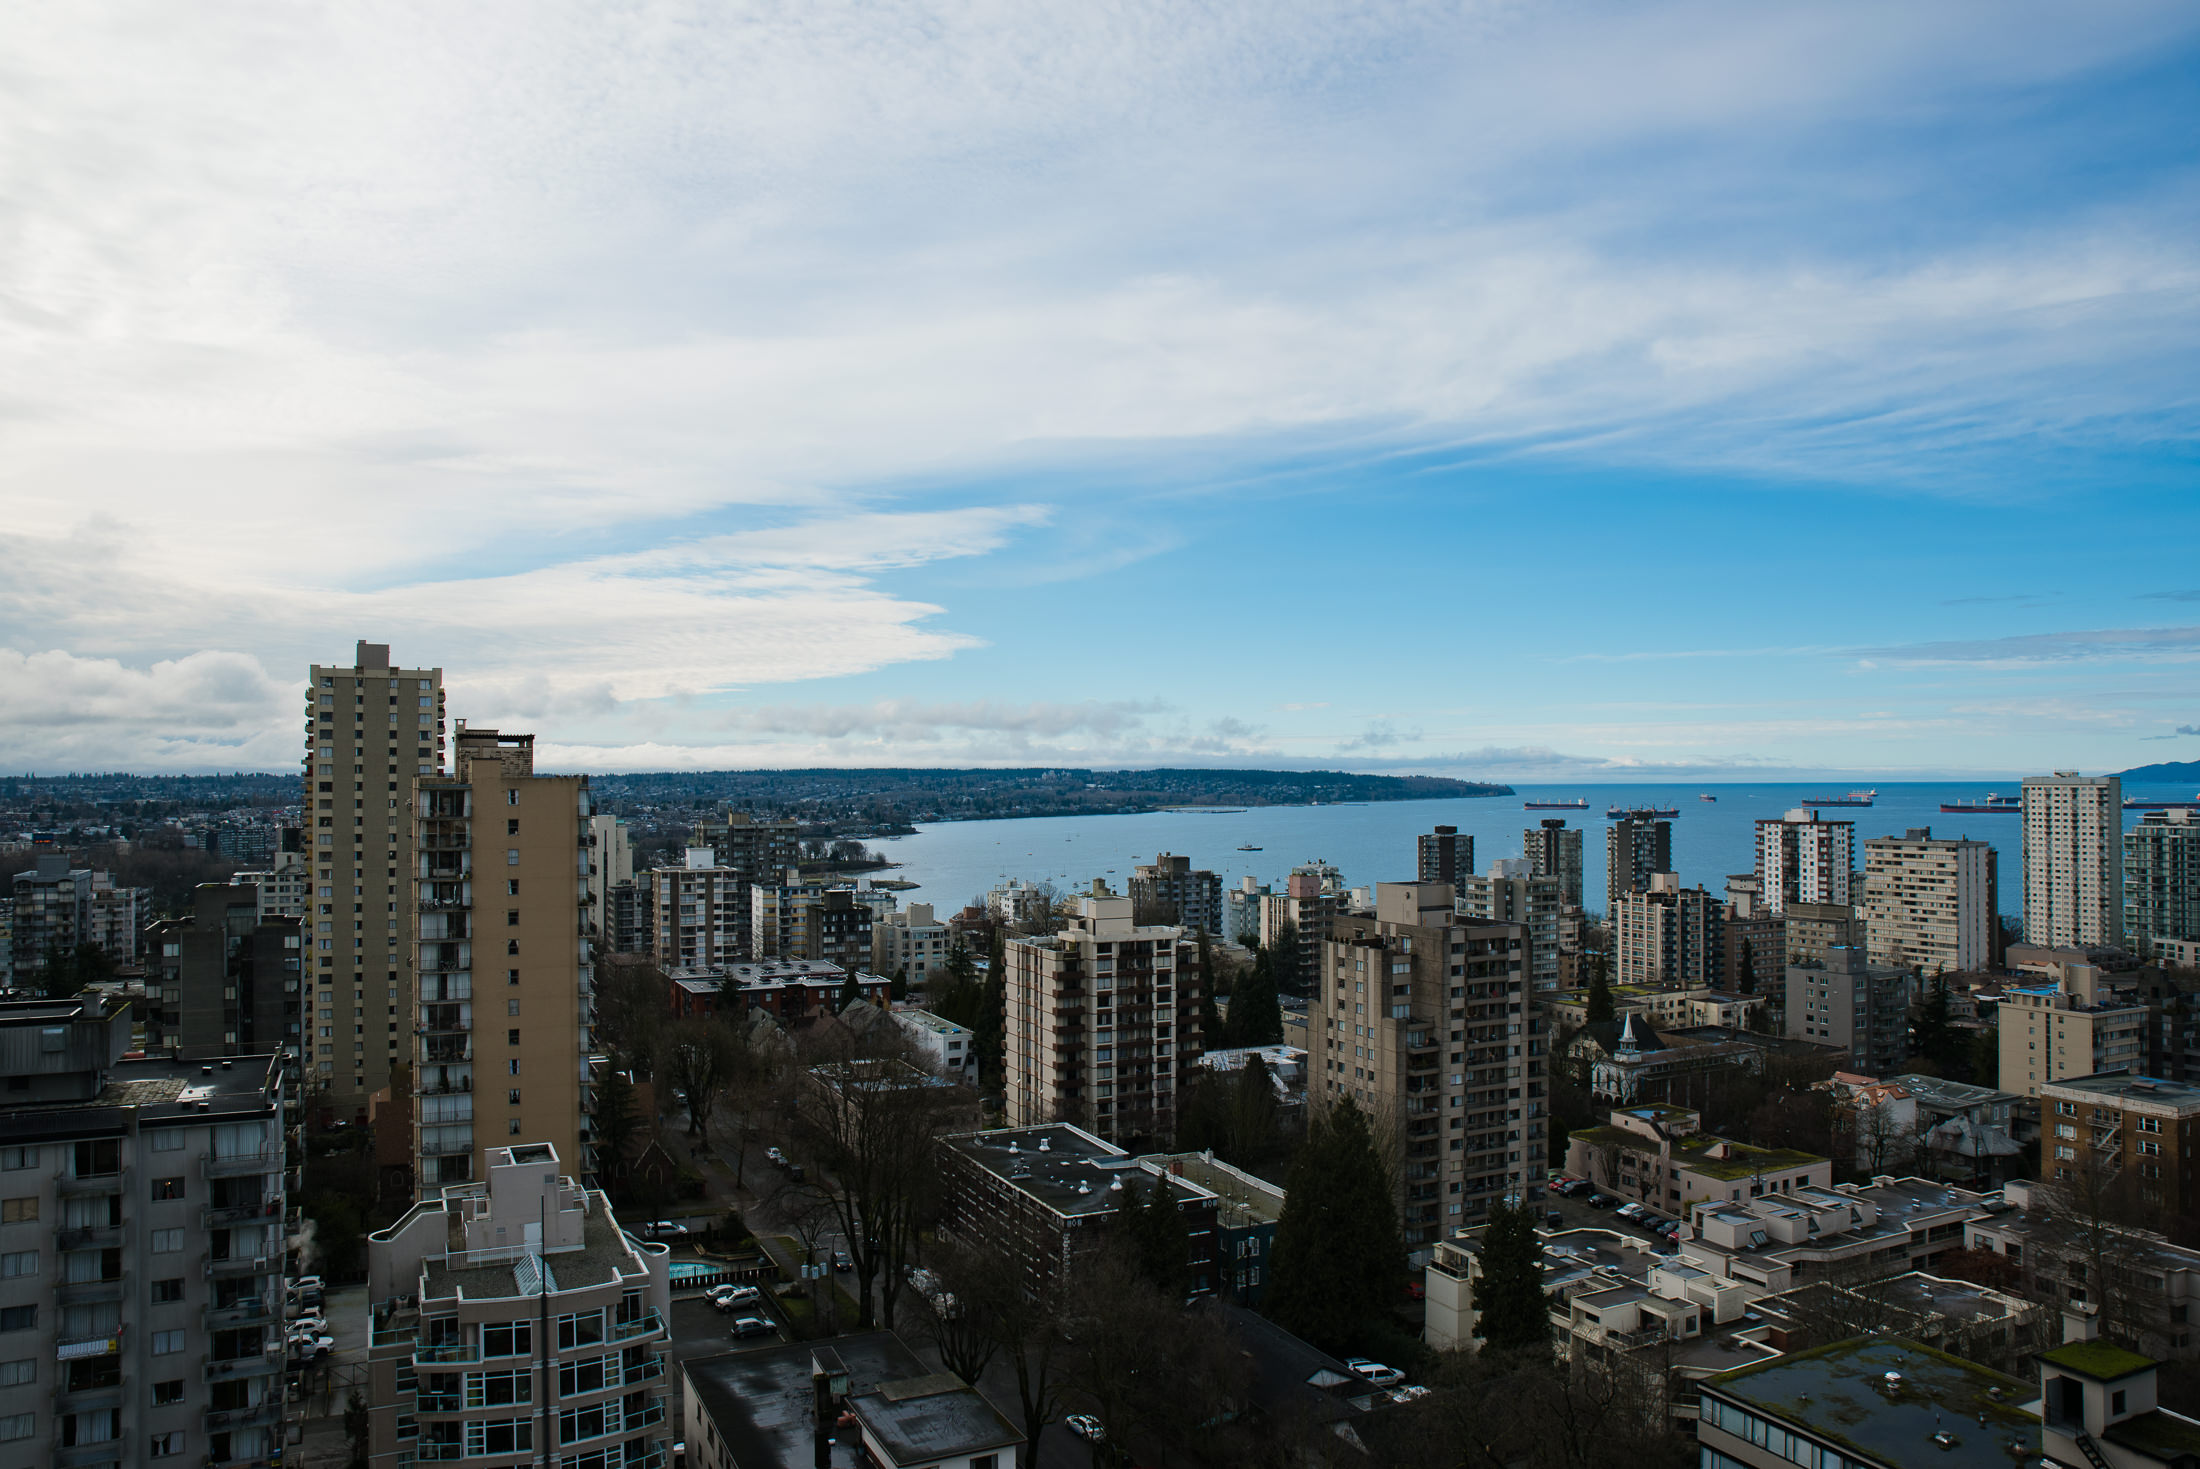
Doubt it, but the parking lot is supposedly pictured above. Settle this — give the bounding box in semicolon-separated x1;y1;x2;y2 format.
1540;1178;1684;1251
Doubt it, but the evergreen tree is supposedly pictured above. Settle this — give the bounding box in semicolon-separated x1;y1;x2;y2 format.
835;970;863;1013
1736;938;1757;996
1196;932;1223;1048
1586;967;1615;1025
1915;971;1959;1072
1227;946;1283;1046
973;965;1006;1080
1268;921;1303;997
593;1067;641;1195
1266;1098;1403;1356
1470;1197;1552;1356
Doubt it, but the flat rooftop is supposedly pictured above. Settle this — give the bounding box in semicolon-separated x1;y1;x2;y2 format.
848;1372;1020;1466
941;1124;1211;1220
1708;1337;2039;1469
892;1008;968;1036
2040;1071;2200;1110
1884;1073;2018;1109
419;1194;645;1301
0;1052;282;1141
685;1333;1008;1469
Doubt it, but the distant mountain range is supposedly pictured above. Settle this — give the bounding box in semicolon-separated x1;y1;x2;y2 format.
2117;760;2200;784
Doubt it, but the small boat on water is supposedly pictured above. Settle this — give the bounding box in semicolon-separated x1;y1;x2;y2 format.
1699;794;1717;802
1237;844;1263;851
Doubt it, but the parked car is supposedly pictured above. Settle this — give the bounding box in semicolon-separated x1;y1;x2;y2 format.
1586;1193;1615;1209
1345;1359;1406;1390
727;1315;778;1339
1065;1415;1106;1442
1544;1209;1564;1227
1615;1202;1643;1221
832;1251;854;1273
708;1285;764;1312
288;1332;336;1359
1390;1385;1432;1404
766;1147;788;1168
641;1220;690;1239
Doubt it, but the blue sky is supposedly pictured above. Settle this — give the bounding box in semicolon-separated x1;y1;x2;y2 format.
2;1;2197;778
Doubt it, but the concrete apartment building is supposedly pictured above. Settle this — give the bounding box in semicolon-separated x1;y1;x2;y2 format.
1129;852;1223;934
1784;899;1860;970
874;902;951;986
1998;964;2148;1100
2129;808;2200;962
233;845;310;922
306;641;447;1116
1314;883;1544;1246
892;1006;978;1083
1605;812;1672;917
1965;1177;2200;1361
986;878;1055;932
1417;826;1472;888
2023;771;2125;950
1721;873;1786;993
1862;826;1998;974
146;884;304;1068
1261;862;1351;980
587;815;635;958
2040;1071;2200;1213
1523;819;1585;910
1226;877;1271;946
1755;807;1855;915
365;1143;672;1469
1566;1103;1831;1216
412;728;595;1193
650;851;745;969
689;811;801;956
11;856;146;977
1784;946;1913;1076
935;1123;1221;1298
1000;893;1199;1147
0;995;288;1469
1456;859;1563;993
1613;872;1726;989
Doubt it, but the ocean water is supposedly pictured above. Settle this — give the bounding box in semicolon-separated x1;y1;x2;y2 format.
872;780;2191;920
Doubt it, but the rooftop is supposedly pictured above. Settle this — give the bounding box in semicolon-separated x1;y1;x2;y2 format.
1707;1337;2039;1469
892;1008;969;1037
1883;1073;2019;1110
940;1124;1213;1221
848;1372;1021;1467
2039;1071;2200;1111
416;1192;648;1301
683;1334;931;1469
2039;1340;2157;1381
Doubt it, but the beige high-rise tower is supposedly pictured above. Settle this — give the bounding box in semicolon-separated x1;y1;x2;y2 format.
413;727;596;1193
2022;772;2123;950
305;641;445;1117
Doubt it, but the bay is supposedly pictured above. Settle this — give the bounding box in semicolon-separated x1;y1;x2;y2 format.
871;780;2189;922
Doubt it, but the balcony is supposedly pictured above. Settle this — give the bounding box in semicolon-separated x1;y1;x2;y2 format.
55;1224;121;1250
205;1401;283;1431
413;1343;483;1366
56;1331;122;1362
205;1347;284;1380
56;1170;122;1197
204;1199;282;1228
206;1254;277;1279
56;1274;126;1305
56;1440;126;1468
206;1298;276;1329
611;1311;665;1342
205;1149;281;1178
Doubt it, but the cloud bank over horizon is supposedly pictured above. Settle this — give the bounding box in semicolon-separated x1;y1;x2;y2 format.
5;2;2198;776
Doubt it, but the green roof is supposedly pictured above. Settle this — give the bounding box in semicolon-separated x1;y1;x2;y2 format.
2106;1410;2200;1460
2039;1341;2157;1381
1708;1338;2038;1469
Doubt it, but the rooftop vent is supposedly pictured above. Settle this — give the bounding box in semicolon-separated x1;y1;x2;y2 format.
1007;1141;1019;1154
1109;1177;1124;1191
1884;1372;1904;1389
1038;1138;1051;1152
201;1066;214;1076
1077;1180;1090;1195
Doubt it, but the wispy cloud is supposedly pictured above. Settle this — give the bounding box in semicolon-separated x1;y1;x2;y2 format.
1853;626;2200;666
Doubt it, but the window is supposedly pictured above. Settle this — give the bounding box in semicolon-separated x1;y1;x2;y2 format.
466;1420;533;1455
151;1431;182;1457
508;1120;523;1135
152;1228;183;1253
152;1178;184;1201
507;910;520;927
560;1356;608;1396
0;1307;33;1332
481;1322;532;1357
508;1089;522;1105
466;1367;532;1406
508;999;520;1016
0;1148;35;1171
73;1139;120;1177
557;1310;604;1350
506;790;519;806
153;1380;183;1405
0;1253;33;1278
152;1330;185;1355
507;819;520;834
149;1130;185;1152
0;1415;29;1442
507;849;520;866
0;1359;31;1387
153;1278;184;1303
0;1199;32;1224
509;1060;521;1076
506;880;519;896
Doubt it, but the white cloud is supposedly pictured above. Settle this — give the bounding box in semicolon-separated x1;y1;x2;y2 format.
0;648;292;771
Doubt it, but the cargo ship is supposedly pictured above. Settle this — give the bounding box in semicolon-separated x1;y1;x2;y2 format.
1607;806;1680;819
1800;789;1877;807
2125;794;2200;811
1942;793;2020;814
1698;794;1717;802
1524;798;1590;810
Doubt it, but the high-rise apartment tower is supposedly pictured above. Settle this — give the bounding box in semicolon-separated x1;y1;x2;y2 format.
412;728;594;1192
1755;807;1855;915
1417;826;1472;889
305;641;445;1116
1522;819;1584;910
2021;773;2123;950
1862;827;1997;974
1605;812;1672;917
2127;808;2200;961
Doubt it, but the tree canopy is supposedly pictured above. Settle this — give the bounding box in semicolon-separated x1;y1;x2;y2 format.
1471;1197;1552;1356
1265;1097;1402;1355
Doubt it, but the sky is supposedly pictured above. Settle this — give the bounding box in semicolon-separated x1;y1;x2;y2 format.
4;1;2199;780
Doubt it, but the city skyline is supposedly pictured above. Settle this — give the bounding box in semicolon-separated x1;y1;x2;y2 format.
5;5;2199;778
